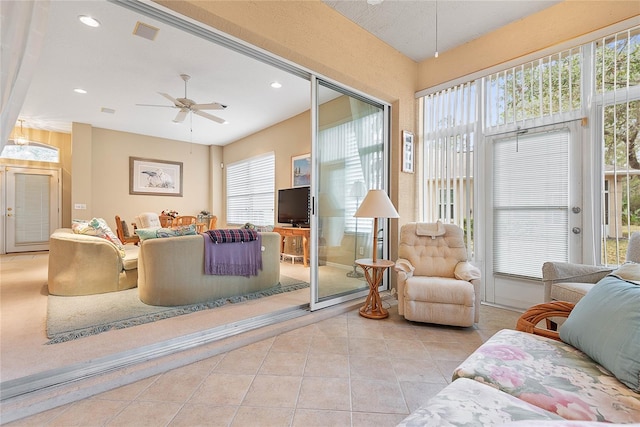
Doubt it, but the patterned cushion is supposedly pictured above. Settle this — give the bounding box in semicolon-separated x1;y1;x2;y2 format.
71;218;125;257
453;329;640;423
397;378;562;427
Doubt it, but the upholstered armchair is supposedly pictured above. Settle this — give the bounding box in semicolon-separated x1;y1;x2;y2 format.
135;212;162;229
542;231;640;303
394;222;481;327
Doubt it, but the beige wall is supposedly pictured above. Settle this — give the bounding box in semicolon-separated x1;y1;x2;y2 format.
222;110;311;227
71;126;214;232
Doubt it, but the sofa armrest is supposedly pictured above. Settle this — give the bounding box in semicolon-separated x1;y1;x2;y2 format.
542;262;613;302
516;301;576;341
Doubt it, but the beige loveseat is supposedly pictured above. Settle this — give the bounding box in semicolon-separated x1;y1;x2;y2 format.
137;232;281;306
48;228;139;296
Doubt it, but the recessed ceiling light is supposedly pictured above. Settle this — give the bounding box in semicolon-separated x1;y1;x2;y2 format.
367;0;383;5
74;88;87;94
270;81;282;89
78;15;100;28
223;121;229;125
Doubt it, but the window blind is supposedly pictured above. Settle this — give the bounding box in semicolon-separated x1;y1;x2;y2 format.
493;130;569;278
226;152;275;226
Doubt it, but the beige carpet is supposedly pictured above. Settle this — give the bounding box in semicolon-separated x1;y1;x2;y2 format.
46;277;309;343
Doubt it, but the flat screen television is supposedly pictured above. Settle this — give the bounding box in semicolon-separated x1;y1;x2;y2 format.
277;186;310;227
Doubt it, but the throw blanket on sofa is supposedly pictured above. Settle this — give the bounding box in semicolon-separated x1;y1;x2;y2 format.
203;233;263;276
205;229;258;244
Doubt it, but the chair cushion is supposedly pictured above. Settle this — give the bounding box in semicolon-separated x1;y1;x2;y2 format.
549;282;593;303
559;274;640;392
405;277;474;306
122;245;139;271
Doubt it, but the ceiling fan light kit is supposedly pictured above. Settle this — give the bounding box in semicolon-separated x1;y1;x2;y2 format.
137;74;228;125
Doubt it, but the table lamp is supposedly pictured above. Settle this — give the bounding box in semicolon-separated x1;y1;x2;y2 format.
354;189;399;262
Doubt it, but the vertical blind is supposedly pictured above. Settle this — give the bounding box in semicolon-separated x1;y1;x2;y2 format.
493;130;569;278
226;152;275;226
423;82;476;252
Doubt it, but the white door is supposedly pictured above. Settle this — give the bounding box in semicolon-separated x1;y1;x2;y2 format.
484;124;583;309
5;167;60;253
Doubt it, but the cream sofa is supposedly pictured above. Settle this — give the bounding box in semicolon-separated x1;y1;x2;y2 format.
137;232;281;306
48;228;138;296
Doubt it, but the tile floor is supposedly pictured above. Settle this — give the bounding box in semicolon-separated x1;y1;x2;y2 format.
7;303;520;426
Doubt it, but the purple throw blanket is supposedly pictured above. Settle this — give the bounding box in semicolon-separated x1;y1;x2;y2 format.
205;229;258;243
203;233;263;277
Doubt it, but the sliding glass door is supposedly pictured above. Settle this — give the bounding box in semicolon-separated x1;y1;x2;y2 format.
310;78;389;310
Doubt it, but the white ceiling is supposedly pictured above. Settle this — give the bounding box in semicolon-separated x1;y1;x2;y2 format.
18;0;561;146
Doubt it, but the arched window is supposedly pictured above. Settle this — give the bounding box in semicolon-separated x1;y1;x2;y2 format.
0;142;59;162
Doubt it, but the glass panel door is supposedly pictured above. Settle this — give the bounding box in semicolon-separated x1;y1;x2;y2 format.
310;78;388;310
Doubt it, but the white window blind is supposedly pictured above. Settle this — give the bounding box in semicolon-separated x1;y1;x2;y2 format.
226;152;275;226
15;173;51;244
493;130;569;278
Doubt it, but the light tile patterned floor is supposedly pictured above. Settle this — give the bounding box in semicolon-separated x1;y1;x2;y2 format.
9;304;520;426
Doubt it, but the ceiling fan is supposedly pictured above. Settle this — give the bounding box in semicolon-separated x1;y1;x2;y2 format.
137;74;227;124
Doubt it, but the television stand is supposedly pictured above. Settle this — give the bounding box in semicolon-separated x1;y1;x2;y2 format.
273;226;310;267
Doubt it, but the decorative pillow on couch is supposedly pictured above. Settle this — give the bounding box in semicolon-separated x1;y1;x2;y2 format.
135;225;197;241
559;273;640;391
71;218;125;257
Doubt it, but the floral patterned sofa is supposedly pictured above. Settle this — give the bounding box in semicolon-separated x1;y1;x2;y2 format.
399;266;640;426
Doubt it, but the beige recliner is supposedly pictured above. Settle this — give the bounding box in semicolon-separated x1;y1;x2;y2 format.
394;222;481;327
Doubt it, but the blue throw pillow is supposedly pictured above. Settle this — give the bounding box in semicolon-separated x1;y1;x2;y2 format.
559;274;640;391
135;225;197;241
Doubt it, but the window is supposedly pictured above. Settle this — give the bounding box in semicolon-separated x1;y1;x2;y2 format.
596;27;640;265
422;24;639;271
226;152;275;226
1;142;59;162
423;82;476;250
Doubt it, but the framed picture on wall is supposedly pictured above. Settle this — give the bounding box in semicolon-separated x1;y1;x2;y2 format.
292;153;311;187
402;130;414;173
129;157;183;196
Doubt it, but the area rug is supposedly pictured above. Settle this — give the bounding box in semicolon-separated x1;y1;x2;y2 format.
46;276;309;344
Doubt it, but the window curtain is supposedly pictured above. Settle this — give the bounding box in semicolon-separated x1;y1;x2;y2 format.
0;0;49;151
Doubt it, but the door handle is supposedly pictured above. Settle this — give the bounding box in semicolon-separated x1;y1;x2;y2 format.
572;227;581;234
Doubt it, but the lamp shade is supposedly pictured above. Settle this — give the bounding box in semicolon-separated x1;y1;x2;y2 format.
354;189;399;219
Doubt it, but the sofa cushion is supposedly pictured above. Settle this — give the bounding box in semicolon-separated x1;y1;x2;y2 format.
453;329;640;423
135;225;197;241
549;282;594;303
397;378;562;427
559;274;640;392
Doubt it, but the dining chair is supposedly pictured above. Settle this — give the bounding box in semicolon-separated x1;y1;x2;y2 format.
114;215;140;245
173;216;197;227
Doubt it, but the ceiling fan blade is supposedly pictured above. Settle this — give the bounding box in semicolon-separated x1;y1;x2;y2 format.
193;109;226;124
173;108;189;123
136;103;176;108
191;102;227;111
158;92;184;108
